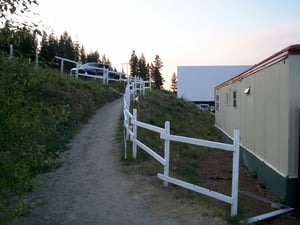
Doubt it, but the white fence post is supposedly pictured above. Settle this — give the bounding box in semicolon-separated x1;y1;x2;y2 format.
231;129;240;216
60;60;64;74
126;86;130;112
163;121;170;187
103;69;107;84
76;63;79;78
35;48;38;66
142;79;145;95
134;77;137;100
106;69;109;84
132;109;137;159
9;44;13;59
125;86;130;141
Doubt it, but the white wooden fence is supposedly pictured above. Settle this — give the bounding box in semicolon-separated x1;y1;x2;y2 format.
123;80;240;216
123;77;152;145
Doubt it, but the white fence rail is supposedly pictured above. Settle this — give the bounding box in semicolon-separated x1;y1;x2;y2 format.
55;56;127;84
123;80;240;216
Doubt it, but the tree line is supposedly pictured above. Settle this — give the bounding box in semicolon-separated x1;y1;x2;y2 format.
129;50;165;89
0;0;169;89
0;23;167;88
0;23;112;71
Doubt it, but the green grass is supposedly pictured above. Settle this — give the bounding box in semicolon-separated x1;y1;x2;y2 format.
0;53;124;224
120;89;239;219
122;89;221;183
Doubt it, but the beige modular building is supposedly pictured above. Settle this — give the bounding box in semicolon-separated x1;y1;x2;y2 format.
215;45;300;206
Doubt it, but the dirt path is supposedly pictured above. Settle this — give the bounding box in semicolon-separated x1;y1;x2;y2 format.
13;98;227;225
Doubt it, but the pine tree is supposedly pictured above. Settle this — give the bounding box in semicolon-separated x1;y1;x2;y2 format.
18;31;35;58
79;45;87;63
47;34;59;61
73;42;80;62
86;50;100;62
0;22;12;53
39;32;59;66
2;27;37;59
57;31;76;70
129;50;138;77
151;55;164;89
170;72;177;93
138;53;148;80
101;54;111;66
58;31;75;60
146;63;151;80
39;33;49;60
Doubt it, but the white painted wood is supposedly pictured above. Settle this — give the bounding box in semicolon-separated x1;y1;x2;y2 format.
160;133;235;151
163;121;170;187
241;208;294;224
157;174;233;204
132;109;137;159
136;140;165;165
123;78;240;217
231;129;240;216
133;120;164;134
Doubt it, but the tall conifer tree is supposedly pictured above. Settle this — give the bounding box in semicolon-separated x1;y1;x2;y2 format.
170;72;177;93
138;53;148;80
129;50;138;77
151;55;164;89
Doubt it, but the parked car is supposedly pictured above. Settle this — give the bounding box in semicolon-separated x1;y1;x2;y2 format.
200;104;210;111
70;62;111;78
209;105;215;113
70;62;126;80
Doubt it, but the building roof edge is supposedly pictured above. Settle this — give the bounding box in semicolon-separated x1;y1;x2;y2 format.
215;44;300;90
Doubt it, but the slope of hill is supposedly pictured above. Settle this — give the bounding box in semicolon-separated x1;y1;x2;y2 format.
0;53;123;223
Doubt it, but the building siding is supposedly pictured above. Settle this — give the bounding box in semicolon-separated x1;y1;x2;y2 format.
214;45;300;205
215;60;290;176
288;55;300;177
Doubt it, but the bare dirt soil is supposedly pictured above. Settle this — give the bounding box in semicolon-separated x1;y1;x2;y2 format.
197;150;300;224
12;98;299;225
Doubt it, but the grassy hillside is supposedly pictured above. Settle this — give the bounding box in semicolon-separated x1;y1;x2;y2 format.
126;90;221;184
121;90;240;219
0;53;123;223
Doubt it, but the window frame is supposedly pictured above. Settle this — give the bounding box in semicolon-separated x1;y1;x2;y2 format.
233;90;237;108
226;92;230;106
216;94;220;111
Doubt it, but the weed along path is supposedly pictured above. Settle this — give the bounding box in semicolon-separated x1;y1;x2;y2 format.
13;98;227;225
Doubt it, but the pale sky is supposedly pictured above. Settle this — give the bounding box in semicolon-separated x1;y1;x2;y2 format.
33;0;300;89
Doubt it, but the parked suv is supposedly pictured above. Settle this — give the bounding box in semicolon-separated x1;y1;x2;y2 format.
200;104;210;111
70;62;111;76
70;62;126;80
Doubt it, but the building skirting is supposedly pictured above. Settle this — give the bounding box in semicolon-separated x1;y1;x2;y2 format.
216;128;299;206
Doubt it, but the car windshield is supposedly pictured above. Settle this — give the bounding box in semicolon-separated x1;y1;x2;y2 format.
84;63;111;70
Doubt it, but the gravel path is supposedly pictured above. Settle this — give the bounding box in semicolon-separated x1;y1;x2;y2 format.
13;98;227;225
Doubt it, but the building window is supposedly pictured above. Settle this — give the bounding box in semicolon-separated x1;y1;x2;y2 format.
216;95;219;111
233;91;237;107
226;92;230;106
